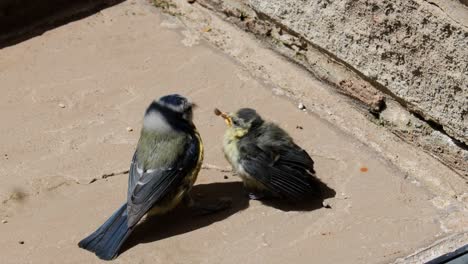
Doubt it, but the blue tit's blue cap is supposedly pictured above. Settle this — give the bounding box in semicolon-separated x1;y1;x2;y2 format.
158;94;191;113
159;94;187;106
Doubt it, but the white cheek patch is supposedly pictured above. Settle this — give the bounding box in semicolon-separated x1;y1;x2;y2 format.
143;111;173;133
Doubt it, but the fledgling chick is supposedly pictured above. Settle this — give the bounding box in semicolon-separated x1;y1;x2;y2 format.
78;94;204;260
215;108;322;201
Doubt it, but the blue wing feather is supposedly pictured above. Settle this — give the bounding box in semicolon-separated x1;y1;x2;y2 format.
79;132;200;260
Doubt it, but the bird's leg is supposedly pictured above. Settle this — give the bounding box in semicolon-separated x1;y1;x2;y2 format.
244;187;275;201
183;194;232;216
243;182;264;200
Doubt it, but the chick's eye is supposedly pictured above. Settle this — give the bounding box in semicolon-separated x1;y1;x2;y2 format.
232;119;240;126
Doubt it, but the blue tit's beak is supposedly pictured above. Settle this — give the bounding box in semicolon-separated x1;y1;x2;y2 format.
214;108;232;127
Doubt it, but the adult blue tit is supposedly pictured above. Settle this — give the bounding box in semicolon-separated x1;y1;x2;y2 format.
215;108;322;201
79;94;203;260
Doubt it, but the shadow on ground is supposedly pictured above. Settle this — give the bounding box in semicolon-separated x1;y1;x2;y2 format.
261;180;336;212
121;181;249;253
121;178;335;254
0;0;124;48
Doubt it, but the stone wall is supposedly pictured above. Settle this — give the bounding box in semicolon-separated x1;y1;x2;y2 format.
249;0;467;145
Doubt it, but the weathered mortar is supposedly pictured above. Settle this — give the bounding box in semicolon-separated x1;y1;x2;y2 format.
250;0;468;145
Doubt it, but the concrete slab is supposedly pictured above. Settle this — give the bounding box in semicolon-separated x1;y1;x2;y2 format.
0;1;466;263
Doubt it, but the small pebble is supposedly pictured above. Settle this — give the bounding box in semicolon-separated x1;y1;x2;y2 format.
224;175;229;179
202;26;212;32
298;103;306;110
58;103;66;108
18;241;24;245
296;125;303;130
2;219;7;224
126;127;133;132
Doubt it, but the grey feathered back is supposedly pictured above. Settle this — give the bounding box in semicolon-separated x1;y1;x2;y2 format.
237;119;319;200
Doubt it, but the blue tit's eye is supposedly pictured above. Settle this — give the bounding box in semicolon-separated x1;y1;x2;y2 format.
232;119;240;126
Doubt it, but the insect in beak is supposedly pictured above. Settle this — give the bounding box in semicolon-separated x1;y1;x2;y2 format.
214;108;232;127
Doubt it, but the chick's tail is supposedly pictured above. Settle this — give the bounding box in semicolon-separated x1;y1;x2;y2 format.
78;203;133;260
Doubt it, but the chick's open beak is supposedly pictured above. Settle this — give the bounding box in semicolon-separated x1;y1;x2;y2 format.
214;108;232;127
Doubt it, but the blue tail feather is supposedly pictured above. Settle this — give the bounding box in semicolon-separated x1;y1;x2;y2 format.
78;204;133;260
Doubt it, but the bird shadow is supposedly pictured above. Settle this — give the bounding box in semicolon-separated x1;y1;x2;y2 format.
260;179;336;212
120;178;335;254
120;181;248;254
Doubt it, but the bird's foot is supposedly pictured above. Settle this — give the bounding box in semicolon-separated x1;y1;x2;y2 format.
248;192;265;200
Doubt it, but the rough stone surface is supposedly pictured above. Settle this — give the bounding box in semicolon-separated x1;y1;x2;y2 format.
250;0;468;145
194;0;467;175
196;0;386;111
